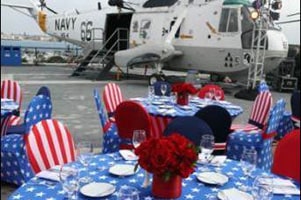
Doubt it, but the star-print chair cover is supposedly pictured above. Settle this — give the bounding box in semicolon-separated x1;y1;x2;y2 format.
103;82;124;119
230;91;272;132
198;84;225;100
226;99;286;171
35;86;51;99
271;128;300;182
6;95;52;135
257;80;270;92
163;116;213;146
25;119;76;173
93;88;120;153
152;81;172;96
1;79;23;126
115;101;152;150
194;105;231;155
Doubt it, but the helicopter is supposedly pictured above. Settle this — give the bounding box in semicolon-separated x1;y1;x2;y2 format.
1;0;289;86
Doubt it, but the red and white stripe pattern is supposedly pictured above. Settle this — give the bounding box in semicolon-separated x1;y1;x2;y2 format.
230;123;261;132
103;83;124;115
25;119;76;174
149;115;173;138
1;116;10;137
1;80;22;109
8;115;22;126
249;91;272;126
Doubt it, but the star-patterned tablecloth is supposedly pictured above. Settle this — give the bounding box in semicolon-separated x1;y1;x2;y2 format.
9;153;300;200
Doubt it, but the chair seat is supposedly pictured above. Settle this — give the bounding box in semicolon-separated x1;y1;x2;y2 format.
6;124;26;135
230;123;261;132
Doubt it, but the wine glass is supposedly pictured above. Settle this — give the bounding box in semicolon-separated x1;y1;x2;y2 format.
118;186;140;200
204;92;213;105
160;84;167;97
215;90;222;102
77;141;94;183
132;130;146;148
199;134;215;171
252;175;273;200
209;88;216;100
148;85;155;101
240;148;257;191
59;165;79;200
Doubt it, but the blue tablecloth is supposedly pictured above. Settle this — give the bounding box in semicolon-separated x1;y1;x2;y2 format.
8;153;300;200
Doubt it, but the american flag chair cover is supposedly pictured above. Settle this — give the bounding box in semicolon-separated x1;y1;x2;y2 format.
25;119;76;174
6;95;52;135
226;99;286;171
291;90;300;125
103;83;124;119
1;114;11;137
275;111;294;140
1;134;34;185
257;80;270;92
230;91;272;132
93;88;120;153
1;80;23;126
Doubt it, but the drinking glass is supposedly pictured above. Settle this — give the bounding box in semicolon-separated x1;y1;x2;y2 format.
118;186;140;200
132;130;146;148
215;90;222;102
252;175;273;200
148;85;155;101
199;134;215;171
204;92;213;105
240;148;257;191
77;141;93;183
209;88;215;100
161;84;167;97
59;166;79;200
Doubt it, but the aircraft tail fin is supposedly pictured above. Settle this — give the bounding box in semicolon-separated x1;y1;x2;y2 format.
1;0;40;19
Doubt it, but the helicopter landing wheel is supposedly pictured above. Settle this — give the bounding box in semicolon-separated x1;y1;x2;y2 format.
149;73;166;85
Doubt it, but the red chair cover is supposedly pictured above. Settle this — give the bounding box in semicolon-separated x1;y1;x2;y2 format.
25;119;76;174
198;84;225;100
115;101;152;150
271;129;300;182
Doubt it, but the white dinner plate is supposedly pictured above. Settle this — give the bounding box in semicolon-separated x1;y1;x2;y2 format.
80;182;115;197
217;188;253;200
178;105;192;110
196;172;228;185
109;164;138;176
152;101;164;105
158;105;173;109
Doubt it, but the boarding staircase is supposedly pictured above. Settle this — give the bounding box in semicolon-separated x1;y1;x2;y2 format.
71;28;129;77
247;8;269;89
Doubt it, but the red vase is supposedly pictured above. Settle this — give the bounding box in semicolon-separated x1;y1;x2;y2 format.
177;93;189;105
152;174;182;199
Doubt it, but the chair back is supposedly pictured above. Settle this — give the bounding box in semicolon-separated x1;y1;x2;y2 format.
94;88;109;131
36;86;51;99
257;80;269;92
291;90;300;120
264;99;286;135
103;83;124;117
1;79;22;110
115;101;151;149
248;91;272;129
163;116;213;146
271;129;300;182
24;95;52;133
194;105;231;153
25;119;76;174
198;84;225;100
152;81;172;96
1;115;11;137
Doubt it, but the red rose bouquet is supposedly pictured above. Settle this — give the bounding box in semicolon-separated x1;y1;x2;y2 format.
134;133;198;181
171;82;198;95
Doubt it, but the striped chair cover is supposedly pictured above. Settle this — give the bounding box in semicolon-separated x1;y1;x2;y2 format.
115;101;152;150
93;88;120;153
1;115;11;137
1;80;23;126
231;91;272;132
257;80;270;92
103;83;124;119
227;99;286;171
198;84;225;100
25;119;76;174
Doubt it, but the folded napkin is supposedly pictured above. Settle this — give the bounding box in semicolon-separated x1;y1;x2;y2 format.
119;150;138;161
210;155;227;166
264;178;300;195
219;188;252;200
36;170;60;182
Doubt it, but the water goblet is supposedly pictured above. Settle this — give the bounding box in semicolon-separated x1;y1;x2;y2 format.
132;130;146;148
204;92;213;105
240;148;257;191
214;90;222;102
77;141;94;183
209;88;216;100
59;165;79;200
148;85;155;101
252;175;273;200
117;186;140;200
199;134;215;171
160;84;167;97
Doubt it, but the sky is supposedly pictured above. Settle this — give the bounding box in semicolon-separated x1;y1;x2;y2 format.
1;0;300;44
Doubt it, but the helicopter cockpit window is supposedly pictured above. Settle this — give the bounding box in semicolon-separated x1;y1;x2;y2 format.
143;0;178;8
218;8;238;32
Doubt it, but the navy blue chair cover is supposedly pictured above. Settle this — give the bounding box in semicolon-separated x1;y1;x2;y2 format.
35;86;51;99
163;116;213;146
152;81;172;96
93;88;120;153
291;90;300;122
194;105;232;155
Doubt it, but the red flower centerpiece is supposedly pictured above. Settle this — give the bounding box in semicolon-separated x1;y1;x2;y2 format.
172;82;198;105
134;133;198;198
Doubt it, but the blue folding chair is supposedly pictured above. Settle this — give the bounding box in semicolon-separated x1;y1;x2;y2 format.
93;88;120;153
35;86;51;99
152;81;172;96
194;105;232;155
163;116;213;146
227;99;286;171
